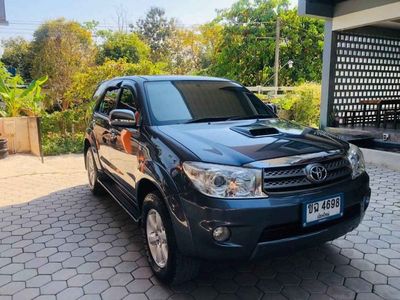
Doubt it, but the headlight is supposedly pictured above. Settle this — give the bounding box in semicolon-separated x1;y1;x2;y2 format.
182;162;265;198
347;144;365;179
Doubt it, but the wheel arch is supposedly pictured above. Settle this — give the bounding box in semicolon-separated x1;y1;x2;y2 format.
136;178;163;211
136;176;196;257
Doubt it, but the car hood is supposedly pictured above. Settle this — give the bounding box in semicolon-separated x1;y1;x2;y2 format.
157;118;348;166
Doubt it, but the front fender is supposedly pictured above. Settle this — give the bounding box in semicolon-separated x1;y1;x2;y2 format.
137;161;196;257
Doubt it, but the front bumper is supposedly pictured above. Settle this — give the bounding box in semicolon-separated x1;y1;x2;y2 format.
177;173;370;260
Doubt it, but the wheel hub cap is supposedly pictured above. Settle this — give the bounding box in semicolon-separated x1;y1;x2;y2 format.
146;209;168;268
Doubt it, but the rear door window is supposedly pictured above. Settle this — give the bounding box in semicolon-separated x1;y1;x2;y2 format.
98;87;120;115
118;88;137;111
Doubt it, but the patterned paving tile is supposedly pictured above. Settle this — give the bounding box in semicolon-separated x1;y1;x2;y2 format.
0;156;399;299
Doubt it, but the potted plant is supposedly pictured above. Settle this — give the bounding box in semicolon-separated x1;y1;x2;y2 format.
0;133;7;159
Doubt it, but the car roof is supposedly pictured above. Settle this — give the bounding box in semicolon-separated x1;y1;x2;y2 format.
114;75;232;83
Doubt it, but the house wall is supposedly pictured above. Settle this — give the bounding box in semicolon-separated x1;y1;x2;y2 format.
0;117;41;156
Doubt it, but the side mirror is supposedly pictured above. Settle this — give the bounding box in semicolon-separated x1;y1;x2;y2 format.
266;103;278;114
109;109;136;128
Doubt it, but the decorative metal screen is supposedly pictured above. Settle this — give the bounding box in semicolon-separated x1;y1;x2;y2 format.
333;32;400;126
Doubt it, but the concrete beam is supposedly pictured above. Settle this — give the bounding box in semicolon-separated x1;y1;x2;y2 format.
298;0;333;19
332;2;400;31
334;0;398;17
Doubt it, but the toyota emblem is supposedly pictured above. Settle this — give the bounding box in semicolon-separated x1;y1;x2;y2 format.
305;163;328;183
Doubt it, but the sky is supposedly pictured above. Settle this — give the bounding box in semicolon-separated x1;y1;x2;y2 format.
0;0;297;42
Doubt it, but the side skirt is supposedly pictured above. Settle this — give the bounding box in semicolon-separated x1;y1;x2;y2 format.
97;178;141;223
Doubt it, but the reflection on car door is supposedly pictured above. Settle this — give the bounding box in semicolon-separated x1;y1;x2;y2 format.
93;84;121;176
107;81;141;202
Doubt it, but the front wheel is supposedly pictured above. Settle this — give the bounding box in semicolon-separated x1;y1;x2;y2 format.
142;192;199;284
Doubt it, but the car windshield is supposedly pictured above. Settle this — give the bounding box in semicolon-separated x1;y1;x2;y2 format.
144;80;275;125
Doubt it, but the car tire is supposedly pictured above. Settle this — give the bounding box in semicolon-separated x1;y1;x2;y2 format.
142;192;200;284
86;147;105;196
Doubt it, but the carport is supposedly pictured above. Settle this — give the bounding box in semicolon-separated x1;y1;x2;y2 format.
300;0;400;144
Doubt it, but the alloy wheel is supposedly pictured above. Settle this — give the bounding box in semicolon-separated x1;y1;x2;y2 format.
146;209;169;268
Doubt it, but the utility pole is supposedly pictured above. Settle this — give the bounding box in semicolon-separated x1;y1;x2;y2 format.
273;17;280;96
0;0;7;25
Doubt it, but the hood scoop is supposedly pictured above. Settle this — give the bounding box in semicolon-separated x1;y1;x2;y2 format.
231;124;280;137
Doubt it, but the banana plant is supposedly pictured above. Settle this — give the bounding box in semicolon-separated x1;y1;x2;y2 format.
0;75;48;117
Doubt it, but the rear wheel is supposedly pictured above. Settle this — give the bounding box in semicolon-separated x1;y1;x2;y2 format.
86;147;105;196
142;192;199;284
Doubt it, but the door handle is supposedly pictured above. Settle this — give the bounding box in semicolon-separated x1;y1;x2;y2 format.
110;129;118;143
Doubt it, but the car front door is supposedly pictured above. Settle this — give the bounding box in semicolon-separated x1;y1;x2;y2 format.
107;81;141;202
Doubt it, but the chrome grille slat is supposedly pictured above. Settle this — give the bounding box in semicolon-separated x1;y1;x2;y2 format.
263;157;352;193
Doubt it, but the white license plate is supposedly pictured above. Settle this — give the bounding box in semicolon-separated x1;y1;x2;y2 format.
303;195;343;227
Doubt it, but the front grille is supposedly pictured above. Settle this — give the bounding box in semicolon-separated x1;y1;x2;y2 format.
259;203;361;243
263;156;352;193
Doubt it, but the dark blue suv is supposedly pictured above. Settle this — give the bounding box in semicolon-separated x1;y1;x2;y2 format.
84;76;371;283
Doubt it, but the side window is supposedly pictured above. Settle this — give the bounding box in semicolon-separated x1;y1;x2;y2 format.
118;88;137;111
98;88;120;115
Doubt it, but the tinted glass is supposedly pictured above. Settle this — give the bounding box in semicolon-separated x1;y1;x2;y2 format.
118;88;137;111
145;81;274;125
98;88;119;115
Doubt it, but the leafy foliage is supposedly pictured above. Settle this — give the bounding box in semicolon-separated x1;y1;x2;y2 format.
42;132;84;156
41;109;87;156
279;10;324;85
97;32;151;64
134;7;176;61
206;0;324;86
1;37;32;81
66;58;165;109
0;67;48;117
270;82;321;127
30;18;96;111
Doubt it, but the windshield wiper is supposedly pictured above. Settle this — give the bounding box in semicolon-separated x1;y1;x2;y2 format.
227;114;274;121
184;117;230;124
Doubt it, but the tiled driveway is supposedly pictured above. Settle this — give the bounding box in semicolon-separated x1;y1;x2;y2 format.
0;155;400;300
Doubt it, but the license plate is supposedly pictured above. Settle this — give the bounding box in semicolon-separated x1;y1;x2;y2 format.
303;195;343;227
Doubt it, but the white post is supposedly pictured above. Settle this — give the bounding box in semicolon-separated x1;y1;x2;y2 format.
273;17;281;97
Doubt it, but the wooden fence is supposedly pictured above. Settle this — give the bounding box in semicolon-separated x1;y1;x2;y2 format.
246;86;296;94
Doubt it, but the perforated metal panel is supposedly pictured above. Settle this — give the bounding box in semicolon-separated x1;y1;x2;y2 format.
333;32;400;126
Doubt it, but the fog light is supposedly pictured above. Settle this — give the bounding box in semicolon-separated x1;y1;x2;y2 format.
212;226;230;242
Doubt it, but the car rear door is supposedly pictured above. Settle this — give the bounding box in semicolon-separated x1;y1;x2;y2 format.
92;82;121;176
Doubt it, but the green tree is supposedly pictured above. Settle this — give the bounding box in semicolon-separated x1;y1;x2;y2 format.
1;37;32;81
167;23;224;75
30;18;96;110
167;28;202;74
65;58;166;110
279;9;324;85
97;32;151;64
197;22;224;71
207;0;323;86
134;7;176;61
270;82;321;126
